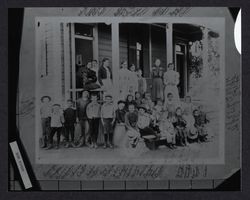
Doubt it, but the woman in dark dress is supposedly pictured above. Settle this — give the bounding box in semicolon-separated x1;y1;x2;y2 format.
151;58;164;101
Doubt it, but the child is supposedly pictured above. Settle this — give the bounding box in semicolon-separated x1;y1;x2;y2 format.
173;107;187;146
137;69;147;95
182;96;197;142
47;104;65;149
114;100;127;148
76;90;90;147
134;92;142;108
164;92;177;117
125;94;136;111
125;103;140;148
159;110;177;149
86;93;101;148
64;99;76;148
153;100;164;122
40;96;52;148
137;104;157;138
142;92;155;113
101;94;116;148
193;105;210;142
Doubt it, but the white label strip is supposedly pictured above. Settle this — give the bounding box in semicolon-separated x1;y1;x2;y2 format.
10;141;32;189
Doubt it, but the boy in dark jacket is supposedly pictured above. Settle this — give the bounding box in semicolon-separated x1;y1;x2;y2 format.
64;99;76;148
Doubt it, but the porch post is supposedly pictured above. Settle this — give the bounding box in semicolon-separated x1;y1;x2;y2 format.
166;23;173;67
201;26;209;77
111;22;120;101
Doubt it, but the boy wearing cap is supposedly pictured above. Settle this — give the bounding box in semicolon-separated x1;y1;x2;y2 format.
86;93;101;148
47;104;65;149
40;96;52;148
101;95;116;148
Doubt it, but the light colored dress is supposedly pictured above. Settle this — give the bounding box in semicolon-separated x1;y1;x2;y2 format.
118;68;131;100
182;102;197;139
128;71;138;97
159;117;176;144
138;77;147;95
163;69;180;103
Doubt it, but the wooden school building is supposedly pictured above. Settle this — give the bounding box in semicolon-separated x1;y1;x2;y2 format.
36;17;222;105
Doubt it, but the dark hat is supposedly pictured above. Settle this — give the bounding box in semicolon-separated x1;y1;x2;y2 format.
41;95;51;102
138;104;147;111
117;100;126;105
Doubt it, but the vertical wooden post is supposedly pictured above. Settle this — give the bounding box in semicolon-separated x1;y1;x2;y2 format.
70;23;76;101
149;24;152;76
111;22;120;102
166;23;173;67
93;24;99;61
201;27;209;78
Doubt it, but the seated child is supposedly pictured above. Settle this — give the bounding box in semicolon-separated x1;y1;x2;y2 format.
141;92;155;113
164;92;178;117
47;104;65;149
125;94;136;111
137;104;158;138
86;93;101;148
193;105;210;142
159;110;177;149
172;107;188;146
134;92;142;108
182;96;197;142
125;103;140;148
101;94;116;148
64;99;76;148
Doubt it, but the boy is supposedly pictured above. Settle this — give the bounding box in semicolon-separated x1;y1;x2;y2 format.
101;94;116;148
125;103;140;148
47;104;65;149
40;96;52;148
115;100;126;125
86;93;101;148
76;91;90;147
173;107;188;146
64;99;76;148
193;105;210;142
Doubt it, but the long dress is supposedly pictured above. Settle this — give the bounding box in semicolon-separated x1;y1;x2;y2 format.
163;69;180;103
151;66;164;101
113;109;126;148
128;71;138;97
118;68;131;100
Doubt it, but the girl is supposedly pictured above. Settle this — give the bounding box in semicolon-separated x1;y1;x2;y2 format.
151;58;164;101
125;94;136;111
159;110;177;149
118;61;130;100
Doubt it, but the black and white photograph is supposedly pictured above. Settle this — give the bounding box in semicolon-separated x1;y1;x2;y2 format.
35;11;225;165
8;7;241;190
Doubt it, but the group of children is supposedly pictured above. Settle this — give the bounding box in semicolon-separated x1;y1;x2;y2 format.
40;88;210;151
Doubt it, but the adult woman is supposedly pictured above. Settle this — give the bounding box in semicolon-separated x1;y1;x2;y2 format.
128;64;138;97
98;58;113;95
118;61;130;100
151;58;164;101
163;63;180;104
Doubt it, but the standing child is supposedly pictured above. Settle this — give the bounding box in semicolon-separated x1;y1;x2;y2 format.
86;93;101;148
40;96;52;148
101;95;116;148
173;107;187;146
76;91;90;147
113;100;127;148
47;104;65;149
64;99;76;148
159;110;177;149
164;92;178;117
